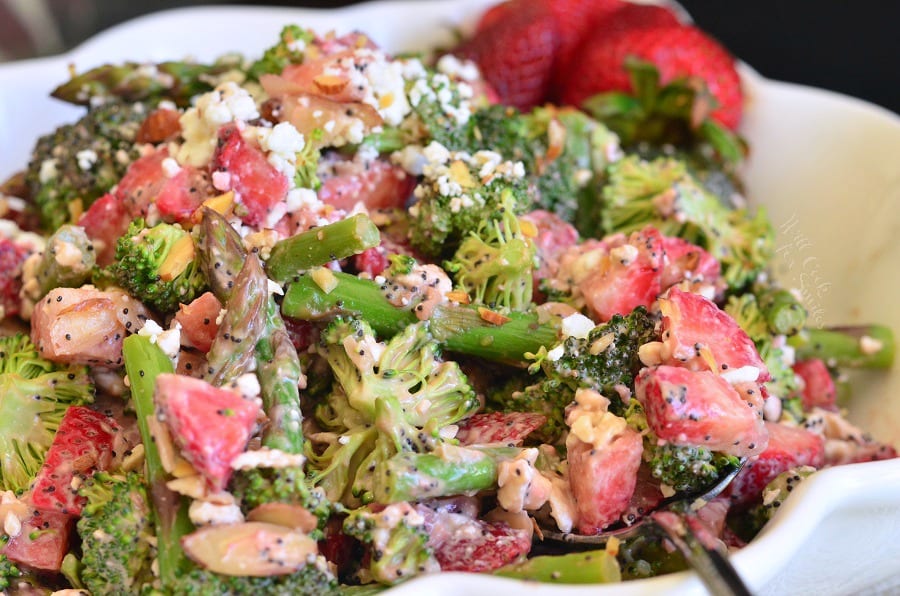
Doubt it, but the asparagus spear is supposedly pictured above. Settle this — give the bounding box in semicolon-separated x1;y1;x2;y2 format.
755;286;807;336
52;58;242;107
266;213;381;283
198;207;247;303
788;324;895;369
494;550;622;584
282;272;559;362
122;335;193;587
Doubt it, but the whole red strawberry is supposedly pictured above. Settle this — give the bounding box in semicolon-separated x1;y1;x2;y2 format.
546;0;623;71
560;24;743;129
456;1;559;109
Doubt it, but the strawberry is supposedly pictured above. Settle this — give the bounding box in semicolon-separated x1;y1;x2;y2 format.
792;358;837;411
560;24;743;130
0;238;28;318
591;1;681;34
77;192;131;266
455;0;560;110
547;0;623;74
173;292;222;353
455;412;547;446
2;508;74;572
726;421;825;507
474;1;514;34
425;511;531;573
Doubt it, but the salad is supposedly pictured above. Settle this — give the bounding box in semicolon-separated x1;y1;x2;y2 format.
0;0;896;593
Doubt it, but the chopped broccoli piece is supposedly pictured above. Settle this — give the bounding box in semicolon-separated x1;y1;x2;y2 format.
230;466;331;538
25;101;146;231
247;25;316;81
444;189;536;312
308;318;479;505
648;443;740;494
76;472;155;595
175;562;339;595
594;155;774;289
0;334;94;493
0;554;22;591
111;218;208;313
343;503;439;585
408;152;531;259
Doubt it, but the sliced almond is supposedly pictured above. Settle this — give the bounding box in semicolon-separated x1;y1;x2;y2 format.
478;306;511;326
246;502;318;533
445;290;471;304
181;522;318;577
311;266;338;294
313;74;350;95
147;414;177;474
159;234;195;281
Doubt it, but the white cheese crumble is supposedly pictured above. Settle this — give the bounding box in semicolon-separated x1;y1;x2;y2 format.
76;149;98;171
496;448;552;513
231;447;308;470
138;319;181;364
560;313;595;340
177;81;260;167
719;365;761;384
188;499;245;526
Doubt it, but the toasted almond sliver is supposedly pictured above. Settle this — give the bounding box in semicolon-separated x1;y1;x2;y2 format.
445;290;471;304
478;307;511;326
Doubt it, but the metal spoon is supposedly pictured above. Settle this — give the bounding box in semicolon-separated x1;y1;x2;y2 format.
539;458;752;596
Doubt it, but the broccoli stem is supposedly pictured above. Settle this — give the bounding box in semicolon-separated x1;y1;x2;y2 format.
494;550;621;584
377;446;519;502
266;213;381;283
788;324;895;369
122;335;193;588
282;273;559;362
756;287;807;336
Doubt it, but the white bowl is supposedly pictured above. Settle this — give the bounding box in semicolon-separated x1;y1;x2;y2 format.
1;2;898;594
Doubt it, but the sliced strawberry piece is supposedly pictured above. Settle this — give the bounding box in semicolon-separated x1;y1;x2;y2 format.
726;421;825;507
0;238;28;318
29;406;119;515
283;317;320;354
211;123;289;227
136;107;182;144
580;226;664;322
560;24;742;130
155;165;213;223
77;192;131;266
174;291;222;353
352;246;390;277
424;510;530;573
792;358;837;412
455;0;559;110
659;235;721;289
154;373;260;491
114;148;169;218
318;156;414;212
522;209;579;294
567;425;643;533
659;287;769;382
455;412;547;446
636;365;768;458
2;508;73;572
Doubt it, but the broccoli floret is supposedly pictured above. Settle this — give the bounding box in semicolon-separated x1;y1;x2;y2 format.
444;189;536;312
308;318;479;504
25;101;146;231
176;562;339;596
594;155;774;289
230;466;331;538
343;503;439;586
408;152;531;259
111;218;208;313
247;25;316;81
0;554;22;591
0;334;94;493
76;471;155;595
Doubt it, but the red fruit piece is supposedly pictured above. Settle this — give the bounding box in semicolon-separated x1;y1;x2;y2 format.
114;148;211;224
455;0;559;110
635;365;769;458
475;1;514;34
0;238;28;318
317;156;414;212
2;508;74;572
547;0;625;92
212;123;289;227
561;24;743;130
455;412;547;446
580;226;664;322
77;192;130;266
283;317;320;354
29;406;119;515
352;246;390;277
521;209;579;292
726;421;825;507
659;234;722;290
591;1;681;34
658;287;769;382
154;373;260;491
428;514;530;573
792;358;837;411
567;425;643;533
174;291;223;353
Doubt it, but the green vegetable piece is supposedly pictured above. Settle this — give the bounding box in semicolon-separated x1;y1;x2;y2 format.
23;224;96;302
756;287;807;336
0;334;94;493
198;207;248;304
266;213;381;283
494;549;622;584
788;324;895;369
246;24;315;81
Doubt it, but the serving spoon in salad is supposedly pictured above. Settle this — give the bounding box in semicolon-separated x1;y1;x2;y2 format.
538;458;751;596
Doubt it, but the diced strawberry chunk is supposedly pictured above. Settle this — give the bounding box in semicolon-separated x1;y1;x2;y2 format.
580;226;664;322
352;246;390;277
155;373;260;491
659;287;769;382
77;192;131;266
726;421;825;507
659;235;721;290
318;156;414;212
521;209;579;294
635;365;768;458
174;292;222;353
455;412;547;446
155;165;213;222
29;406;119;515
283;317;320;354
426;512;530;573
212;123;288;227
567;425;643;533
792;358;837;411
2;508;73;572
0;238;28;318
